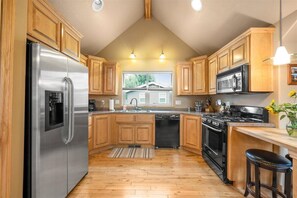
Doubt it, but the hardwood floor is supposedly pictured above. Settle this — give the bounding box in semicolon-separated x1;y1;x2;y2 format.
68;149;243;198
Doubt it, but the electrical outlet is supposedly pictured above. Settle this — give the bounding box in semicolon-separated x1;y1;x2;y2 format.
115;100;120;105
175;100;181;105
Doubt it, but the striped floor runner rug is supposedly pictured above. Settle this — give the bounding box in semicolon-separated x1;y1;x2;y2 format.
108;147;155;159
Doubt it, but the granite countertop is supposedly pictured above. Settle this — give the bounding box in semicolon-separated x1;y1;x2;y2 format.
227;122;275;127
89;110;209;116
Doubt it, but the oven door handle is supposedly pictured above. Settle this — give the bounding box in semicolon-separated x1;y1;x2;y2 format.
202;123;223;133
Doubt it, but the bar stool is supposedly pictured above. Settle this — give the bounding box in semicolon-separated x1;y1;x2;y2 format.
244;149;292;198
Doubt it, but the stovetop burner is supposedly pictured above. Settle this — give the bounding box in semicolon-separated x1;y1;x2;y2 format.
204;114;264;123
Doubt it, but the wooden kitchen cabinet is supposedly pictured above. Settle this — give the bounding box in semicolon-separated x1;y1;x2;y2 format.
181;114;202;154
93;115;110;149
118;125;134;144
88;116;93;151
208;28;275;92
103;62;118;95
191;56;208;95
217;49;230;73
80;54;88;66
134;124;153;144
88;56;105;95
27;0;61;50
176;62;193;95
88;56;119;95
208;56;218;94
61;23;81;61
115;114;155;145
27;0;82;61
177;56;208;96
229;37;249;68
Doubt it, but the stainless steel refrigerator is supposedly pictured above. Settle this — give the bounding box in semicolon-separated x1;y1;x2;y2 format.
24;43;88;198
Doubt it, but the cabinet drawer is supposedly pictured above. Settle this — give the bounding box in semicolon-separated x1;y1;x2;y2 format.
115;114;135;123
136;114;154;123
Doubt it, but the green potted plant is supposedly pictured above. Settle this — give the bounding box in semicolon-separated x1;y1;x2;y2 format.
266;90;297;137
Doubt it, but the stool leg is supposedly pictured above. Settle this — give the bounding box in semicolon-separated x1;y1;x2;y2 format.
255;164;261;198
244;159;251;197
272;171;277;198
285;168;292;198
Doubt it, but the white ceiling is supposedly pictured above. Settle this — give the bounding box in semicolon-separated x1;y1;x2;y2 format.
48;0;297;55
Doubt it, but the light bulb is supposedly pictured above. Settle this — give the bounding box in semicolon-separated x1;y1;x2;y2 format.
160;52;165;59
92;0;104;12
129;51;136;59
273;46;290;65
191;0;202;11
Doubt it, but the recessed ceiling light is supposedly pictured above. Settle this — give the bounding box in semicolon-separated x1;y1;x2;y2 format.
191;0;202;12
92;0;104;12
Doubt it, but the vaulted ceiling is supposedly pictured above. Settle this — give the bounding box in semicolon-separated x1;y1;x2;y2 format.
47;0;297;55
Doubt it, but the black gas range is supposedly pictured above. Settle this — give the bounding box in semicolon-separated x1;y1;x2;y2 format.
201;105;268;183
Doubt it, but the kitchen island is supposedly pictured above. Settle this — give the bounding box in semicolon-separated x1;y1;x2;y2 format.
230;127;297;198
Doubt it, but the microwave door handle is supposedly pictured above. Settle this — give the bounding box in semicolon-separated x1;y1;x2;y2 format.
232;75;237;91
64;77;72;144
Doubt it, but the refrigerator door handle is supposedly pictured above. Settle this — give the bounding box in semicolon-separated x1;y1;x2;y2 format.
68;77;75;143
64;77;74;144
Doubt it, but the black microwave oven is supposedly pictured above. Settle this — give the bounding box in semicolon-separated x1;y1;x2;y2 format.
216;64;249;94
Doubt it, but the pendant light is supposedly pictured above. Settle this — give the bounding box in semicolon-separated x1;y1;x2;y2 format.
92;0;104;12
160;50;166;59
273;0;290;65
191;0;202;12
129;50;136;59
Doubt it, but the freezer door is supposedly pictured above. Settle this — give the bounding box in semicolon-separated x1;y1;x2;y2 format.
29;43;68;198
67;58;88;192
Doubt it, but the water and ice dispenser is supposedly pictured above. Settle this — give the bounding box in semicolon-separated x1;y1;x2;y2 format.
45;91;64;131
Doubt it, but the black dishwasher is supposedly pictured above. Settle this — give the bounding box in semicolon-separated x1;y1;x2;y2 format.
155;114;180;149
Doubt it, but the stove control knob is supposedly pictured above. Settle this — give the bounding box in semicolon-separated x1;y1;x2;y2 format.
207;119;212;123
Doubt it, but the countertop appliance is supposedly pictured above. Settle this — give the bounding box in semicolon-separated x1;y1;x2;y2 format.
24;43;88;198
202;105;268;183
155;113;180;149
89;99;96;111
216;64;249;94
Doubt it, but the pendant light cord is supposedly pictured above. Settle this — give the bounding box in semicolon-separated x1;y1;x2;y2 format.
279;0;283;46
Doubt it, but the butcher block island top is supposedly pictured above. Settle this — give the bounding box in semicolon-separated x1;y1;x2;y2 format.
234;127;297;153
233;126;297;198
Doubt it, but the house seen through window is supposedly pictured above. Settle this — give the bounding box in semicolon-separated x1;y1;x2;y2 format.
123;72;173;106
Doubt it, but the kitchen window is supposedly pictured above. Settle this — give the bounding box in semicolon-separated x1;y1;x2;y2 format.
122;72;173;106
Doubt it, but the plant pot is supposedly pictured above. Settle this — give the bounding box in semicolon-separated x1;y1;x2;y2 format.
286;121;297;137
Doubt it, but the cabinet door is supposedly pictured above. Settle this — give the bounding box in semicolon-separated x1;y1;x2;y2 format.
103;62;118;95
208;57;218;94
93;115;110;149
230;37;249;68
192;59;208;95
134;124;153;145
61;23;81;61
217;49;229;73
176;62;193;95
88;58;103;95
80;54;87;66
27;0;61;50
183;115;202;151
118;125;134;144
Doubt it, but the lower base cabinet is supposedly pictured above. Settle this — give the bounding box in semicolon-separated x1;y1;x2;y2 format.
181;114;202;154
93;114;110;149
118;125;134;144
117;124;153;145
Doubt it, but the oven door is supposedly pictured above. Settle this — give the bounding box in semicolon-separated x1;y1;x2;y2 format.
202;123;225;168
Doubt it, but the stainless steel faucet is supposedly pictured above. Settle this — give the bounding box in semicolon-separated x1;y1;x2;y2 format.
130;98;141;110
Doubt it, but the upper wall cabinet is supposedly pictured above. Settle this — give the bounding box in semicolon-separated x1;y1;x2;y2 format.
80;54;88;66
176;56;208;96
208;56;218;95
88;56;119;96
27;0;83;61
209;27;275;92
176;62;193;95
